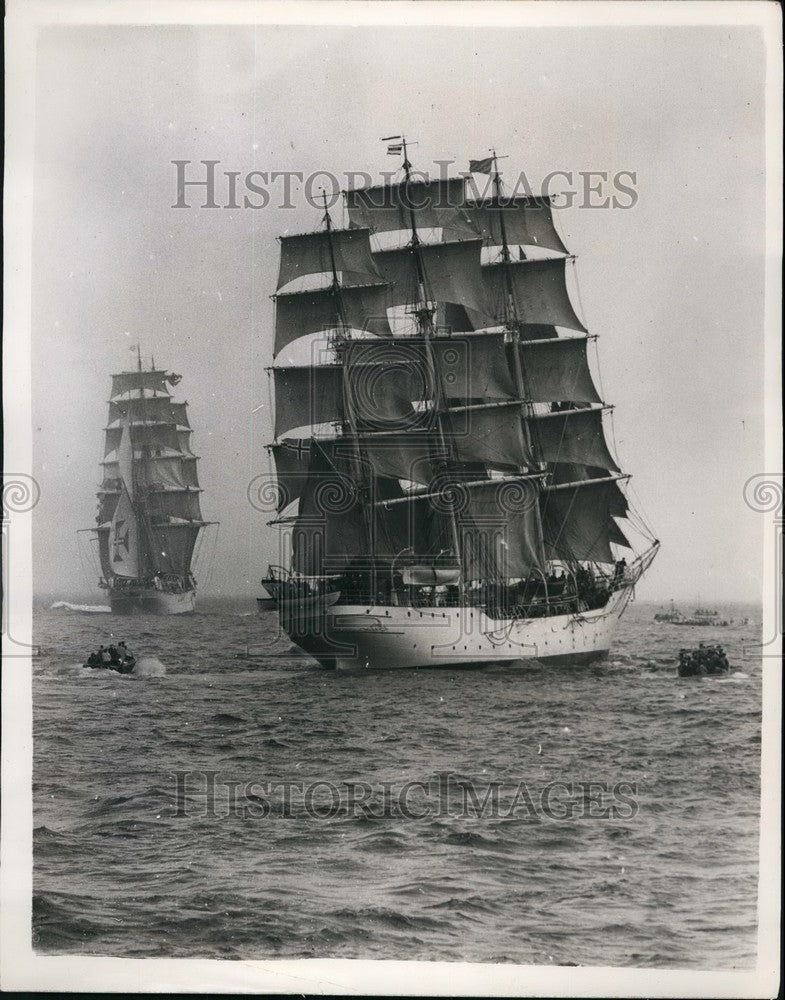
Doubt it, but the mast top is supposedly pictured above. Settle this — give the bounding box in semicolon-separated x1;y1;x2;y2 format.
320;189;334;231
381;133;417;175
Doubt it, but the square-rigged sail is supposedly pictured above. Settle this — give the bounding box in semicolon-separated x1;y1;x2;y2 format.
264;151;657;593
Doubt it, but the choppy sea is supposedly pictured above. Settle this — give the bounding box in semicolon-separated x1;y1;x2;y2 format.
32;598;762;967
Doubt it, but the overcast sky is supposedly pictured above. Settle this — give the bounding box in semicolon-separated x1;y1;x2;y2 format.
31;20;770;602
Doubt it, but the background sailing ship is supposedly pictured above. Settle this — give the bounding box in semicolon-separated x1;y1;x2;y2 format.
262;140;659;668
86;355;215;614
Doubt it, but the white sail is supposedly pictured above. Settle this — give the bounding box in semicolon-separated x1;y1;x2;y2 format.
108;488;140;578
117;421;135;499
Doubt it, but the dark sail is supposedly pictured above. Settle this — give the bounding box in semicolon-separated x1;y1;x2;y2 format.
266;151;644;595
464;195;568;254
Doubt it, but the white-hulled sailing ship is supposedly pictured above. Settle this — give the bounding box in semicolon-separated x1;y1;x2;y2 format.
89;354;215;614
261;140;659;668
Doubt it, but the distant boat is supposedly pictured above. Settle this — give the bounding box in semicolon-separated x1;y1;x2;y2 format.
85;351;217;614
654;603;734;627
654;600;684;623
678;610;731;627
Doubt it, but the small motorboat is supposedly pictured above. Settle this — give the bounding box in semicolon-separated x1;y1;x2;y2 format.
678;644;730;677
678;612;731;626
654;600;685;623
259;580;342;620
84;646;136;674
278;590;342;621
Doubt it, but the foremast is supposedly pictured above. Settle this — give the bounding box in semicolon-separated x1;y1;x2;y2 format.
320;192;377;586
395;137;464;596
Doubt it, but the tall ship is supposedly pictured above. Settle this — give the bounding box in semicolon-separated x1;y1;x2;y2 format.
89;354;214;614
260;140;659;668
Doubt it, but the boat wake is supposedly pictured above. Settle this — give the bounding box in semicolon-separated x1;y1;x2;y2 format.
51;601;111;614
133;657;166;677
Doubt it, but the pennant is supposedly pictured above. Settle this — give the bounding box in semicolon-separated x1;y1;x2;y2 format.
387;144;403;156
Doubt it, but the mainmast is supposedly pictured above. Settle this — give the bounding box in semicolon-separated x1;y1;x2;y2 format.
395;136;464;592
133;350;163;580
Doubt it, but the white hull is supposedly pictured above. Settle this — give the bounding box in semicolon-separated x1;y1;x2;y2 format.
109;588;196;615
283;585;634;670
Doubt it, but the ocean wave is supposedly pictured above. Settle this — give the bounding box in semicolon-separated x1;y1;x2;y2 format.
85;785;181;818
210;712;246;726
90;819;173;838
329;905;444;932
31;601;763;966
134;656;166;677
33;824;68;839
32;892;107;950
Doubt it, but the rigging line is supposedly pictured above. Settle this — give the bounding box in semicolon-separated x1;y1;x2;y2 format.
626;480;657;539
628;516;656;549
610;456;654;541
198;524;219;589
266;366;276;440
192;517;210;570
202;523;220;593
630;503;656;539
591;321;607;402
197;524;210;588
607;407;621;463
604;408;633;506
569;256;590;338
550;196;570;256
622;494;648;531
624;497;657;543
